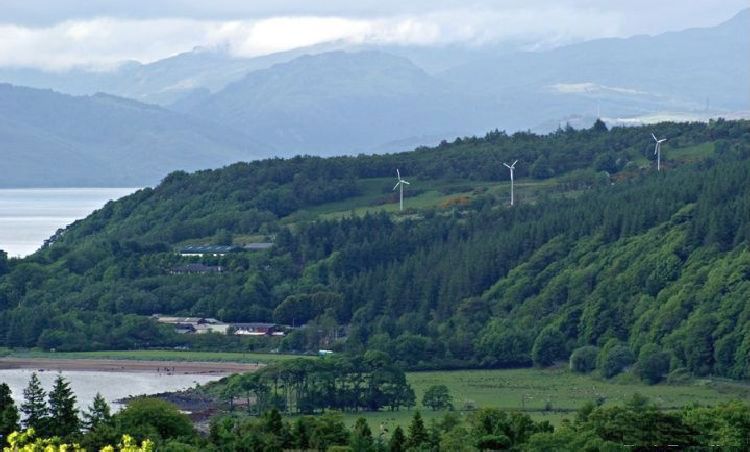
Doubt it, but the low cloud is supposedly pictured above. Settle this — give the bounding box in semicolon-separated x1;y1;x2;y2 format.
0;8;624;71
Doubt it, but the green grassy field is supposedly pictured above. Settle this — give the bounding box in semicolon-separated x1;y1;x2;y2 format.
340;367;750;431
4;349;303;364
284;176;562;223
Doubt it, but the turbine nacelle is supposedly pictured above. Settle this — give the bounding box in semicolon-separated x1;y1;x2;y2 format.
393;168;410;190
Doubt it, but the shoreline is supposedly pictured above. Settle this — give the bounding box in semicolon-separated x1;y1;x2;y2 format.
0;357;260;374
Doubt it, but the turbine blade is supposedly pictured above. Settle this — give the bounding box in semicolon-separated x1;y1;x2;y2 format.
513;160;518;167
393;182;400;191
503;163;511;169
396;169;401;178
651;133;658;141
402;180;410;185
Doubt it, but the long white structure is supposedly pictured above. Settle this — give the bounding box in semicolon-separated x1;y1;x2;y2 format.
393;169;410;211
503;160;518;206
651;133;668;171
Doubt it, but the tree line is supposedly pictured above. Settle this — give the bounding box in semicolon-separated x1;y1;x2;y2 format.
5;379;750;450
216;354;416;415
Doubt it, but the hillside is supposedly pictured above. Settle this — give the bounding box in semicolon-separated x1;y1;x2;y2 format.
0;119;748;382
0;84;267;187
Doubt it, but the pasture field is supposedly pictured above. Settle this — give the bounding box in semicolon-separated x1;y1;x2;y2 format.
340;367;750;430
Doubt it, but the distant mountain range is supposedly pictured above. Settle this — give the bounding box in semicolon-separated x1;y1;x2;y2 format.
0;8;747;186
172;51;502;155
0;84;264;187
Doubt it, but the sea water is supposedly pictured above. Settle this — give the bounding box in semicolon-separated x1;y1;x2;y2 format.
0;188;137;258
0;369;223;411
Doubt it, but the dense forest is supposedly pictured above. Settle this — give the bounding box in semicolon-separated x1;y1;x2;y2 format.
1;119;749;382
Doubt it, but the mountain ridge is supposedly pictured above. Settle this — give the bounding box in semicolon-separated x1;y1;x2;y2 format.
0;83;267;187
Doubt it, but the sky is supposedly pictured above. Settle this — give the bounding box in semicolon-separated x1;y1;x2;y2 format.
0;0;747;71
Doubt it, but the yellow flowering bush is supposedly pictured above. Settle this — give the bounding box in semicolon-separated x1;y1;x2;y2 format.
3;430;153;452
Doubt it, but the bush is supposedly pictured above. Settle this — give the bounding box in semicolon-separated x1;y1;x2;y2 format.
570;346;599;373
635;344;671;384
114;398;195;442
531;328;567;367
598;342;634;379
666;368;692;385
422;385;453;411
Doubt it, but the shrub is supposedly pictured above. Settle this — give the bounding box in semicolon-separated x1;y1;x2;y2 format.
635;345;671;384
569;346;599;373
531;329;567;367
598;343;634;379
422;385;453;411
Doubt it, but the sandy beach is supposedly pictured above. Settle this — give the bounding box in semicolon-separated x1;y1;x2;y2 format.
0;357;260;374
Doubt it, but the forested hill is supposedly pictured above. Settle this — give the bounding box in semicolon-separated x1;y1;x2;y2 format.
1;119;749;381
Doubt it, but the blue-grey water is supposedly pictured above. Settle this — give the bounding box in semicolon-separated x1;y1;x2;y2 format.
0;188;137;258
0;369;222;412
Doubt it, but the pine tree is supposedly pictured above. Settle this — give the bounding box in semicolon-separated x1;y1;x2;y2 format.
46;374;80;439
350;417;374;451
21;372;47;432
82;393;111;431
406;411;429;450
388;425;406;452
0;382;20;441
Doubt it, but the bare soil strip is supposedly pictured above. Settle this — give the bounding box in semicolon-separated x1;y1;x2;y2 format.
0;357;259;374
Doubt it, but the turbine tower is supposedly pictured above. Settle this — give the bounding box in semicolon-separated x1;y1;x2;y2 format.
393;169;410;211
503;160;518;206
651;133;668;171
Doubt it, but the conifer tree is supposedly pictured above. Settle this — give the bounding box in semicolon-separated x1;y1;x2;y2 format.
0;382;20;441
82;393;111;431
406;411;429;450
388;425;406;452
350;417;374;451
46;374;80;439
20;373;47;432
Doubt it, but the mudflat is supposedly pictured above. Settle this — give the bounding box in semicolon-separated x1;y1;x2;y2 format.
0;357;259;374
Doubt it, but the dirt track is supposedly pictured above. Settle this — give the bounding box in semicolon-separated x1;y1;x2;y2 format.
0;357;260;374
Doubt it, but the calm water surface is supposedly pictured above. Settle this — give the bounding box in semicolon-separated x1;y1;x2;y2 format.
0;369;222;411
0;188;137;257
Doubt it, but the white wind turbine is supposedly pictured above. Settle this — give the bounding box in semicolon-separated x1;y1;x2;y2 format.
651;133;668;172
393;169;410;211
503;160;518;206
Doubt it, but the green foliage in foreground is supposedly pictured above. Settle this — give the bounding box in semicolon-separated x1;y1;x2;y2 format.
208;397;750;450
6;370;750;450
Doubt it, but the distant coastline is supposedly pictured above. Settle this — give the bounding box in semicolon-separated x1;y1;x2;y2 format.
0;187;138;257
0;357;258;375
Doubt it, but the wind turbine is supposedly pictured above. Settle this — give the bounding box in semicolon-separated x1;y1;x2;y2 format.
503;160;518;206
651;133;668;171
393;169;410;211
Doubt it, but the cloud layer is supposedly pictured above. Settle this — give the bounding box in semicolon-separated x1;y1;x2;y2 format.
0;1;746;71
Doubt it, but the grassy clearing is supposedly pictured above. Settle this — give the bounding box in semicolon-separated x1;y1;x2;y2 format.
7;349;304;364
340;367;750;431
287;177;561;222
670;142;715;161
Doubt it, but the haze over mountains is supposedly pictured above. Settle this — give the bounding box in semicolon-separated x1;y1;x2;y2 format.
0;84;264;187
0;8;747;187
